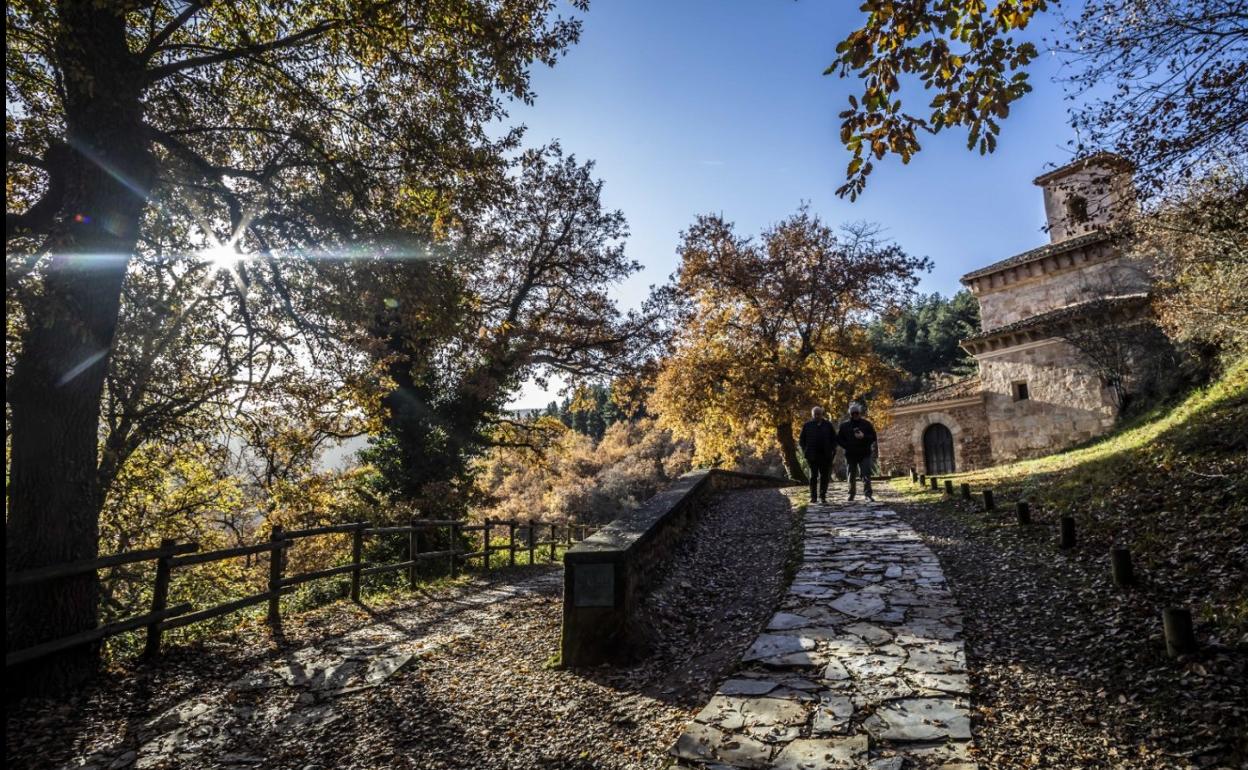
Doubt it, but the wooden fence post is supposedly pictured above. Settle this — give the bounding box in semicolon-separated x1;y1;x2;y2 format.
944;479;954;496
961;483;971;501
1111;546;1134;587
919;473;925;486
1059;515;1077;549
982;489;995;512
267;525;285;627
528;520;537;565
483;518;492;571
930;476;939;490
910;468;918;483
350;524;364;602
508;520;517;567
408;517;419;588
1016;501;1032;525
144;538;176;660
449;522;460;578
549;522;557;562
565;521;573;550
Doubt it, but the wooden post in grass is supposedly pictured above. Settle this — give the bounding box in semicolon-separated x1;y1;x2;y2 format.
1060;516;1076;549
350;524;364;601
565;522;573;550
528;519;537;565
409;517;419;588
508;520;517;567
483;518;492;571
982;489;995;512
267;525;285;626
549;522;557;562
961;483;971;501
1163;608;1198;657
1016;501;1031;525
144;538;176;660
930;476;939;490
919;473;926;486
911;468;918;483
944;479;954;496
1111;547;1135;587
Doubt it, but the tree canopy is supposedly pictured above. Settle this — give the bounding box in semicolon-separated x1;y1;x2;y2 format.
831;0;1248;196
651;208;930;479
867;290;981;396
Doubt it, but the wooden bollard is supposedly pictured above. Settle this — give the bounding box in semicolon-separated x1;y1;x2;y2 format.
982;489;995;512
1163;608;1198;657
508;520;517;567
944;479;954;496
910;468;918;483
919;473;926;486
930;476;939;490
549;522;557;562
1059;515;1076;549
961;483;971;501
1110;546;1134;587
1016;501;1031;525
527;519;536;565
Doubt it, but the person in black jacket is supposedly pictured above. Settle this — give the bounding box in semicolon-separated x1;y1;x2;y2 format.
798;406;838;504
837;403;878;501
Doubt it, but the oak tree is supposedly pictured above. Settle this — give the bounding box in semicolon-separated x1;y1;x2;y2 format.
651;208;929;479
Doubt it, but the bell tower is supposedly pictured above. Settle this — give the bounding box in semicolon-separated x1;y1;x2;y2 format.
1034;153;1135;243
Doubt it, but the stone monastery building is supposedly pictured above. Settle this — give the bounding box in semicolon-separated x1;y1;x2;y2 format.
878;154;1152;475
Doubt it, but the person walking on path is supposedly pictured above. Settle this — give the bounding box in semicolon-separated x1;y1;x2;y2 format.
799;406;838;504
838;403;878;501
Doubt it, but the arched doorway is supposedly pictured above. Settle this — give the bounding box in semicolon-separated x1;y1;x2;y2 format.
923;423;956;475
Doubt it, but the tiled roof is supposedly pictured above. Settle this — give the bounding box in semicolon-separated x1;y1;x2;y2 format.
960;230;1112;283
893;376;982;406
962;293;1150;343
1032;152;1134;186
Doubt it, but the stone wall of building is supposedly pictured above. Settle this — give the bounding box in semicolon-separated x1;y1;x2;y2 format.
877;399;993;476
976;249;1151;330
977;338;1117;462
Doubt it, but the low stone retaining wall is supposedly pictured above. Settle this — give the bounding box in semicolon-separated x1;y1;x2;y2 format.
560;468;796;667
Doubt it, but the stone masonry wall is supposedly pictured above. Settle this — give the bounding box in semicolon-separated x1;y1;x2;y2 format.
978;339;1117;462
878;399;993;476
976;249;1151;330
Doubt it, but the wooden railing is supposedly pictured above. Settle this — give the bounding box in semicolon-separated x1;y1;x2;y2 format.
5;517;593;668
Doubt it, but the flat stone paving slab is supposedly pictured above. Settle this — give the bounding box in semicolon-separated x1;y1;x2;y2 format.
671;487;977;768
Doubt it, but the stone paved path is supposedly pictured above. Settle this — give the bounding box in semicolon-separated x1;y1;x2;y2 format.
671;488;976;769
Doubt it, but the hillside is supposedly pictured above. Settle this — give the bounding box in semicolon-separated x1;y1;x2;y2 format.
904;359;1248;640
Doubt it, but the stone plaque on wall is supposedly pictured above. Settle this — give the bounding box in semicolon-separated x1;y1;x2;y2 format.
573;563;615;608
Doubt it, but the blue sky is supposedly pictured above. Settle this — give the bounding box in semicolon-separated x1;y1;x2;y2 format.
508;1;1082;408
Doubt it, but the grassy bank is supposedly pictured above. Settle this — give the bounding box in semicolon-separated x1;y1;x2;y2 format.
899;359;1248;639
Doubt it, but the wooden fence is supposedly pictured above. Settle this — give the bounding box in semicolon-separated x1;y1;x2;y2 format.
5;517;593;668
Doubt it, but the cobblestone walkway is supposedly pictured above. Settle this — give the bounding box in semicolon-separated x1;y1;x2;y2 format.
671;489;976;769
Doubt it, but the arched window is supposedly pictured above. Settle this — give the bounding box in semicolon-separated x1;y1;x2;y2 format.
1066;194;1089;224
923;423;956;475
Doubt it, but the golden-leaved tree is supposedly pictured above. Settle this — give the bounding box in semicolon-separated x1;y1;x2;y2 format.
651;207;930;480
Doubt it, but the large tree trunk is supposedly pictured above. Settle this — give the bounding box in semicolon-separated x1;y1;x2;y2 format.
5;2;153;695
775;422;807;482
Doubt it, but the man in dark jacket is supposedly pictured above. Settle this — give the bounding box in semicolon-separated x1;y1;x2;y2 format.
837;403;878;501
798;406;838;504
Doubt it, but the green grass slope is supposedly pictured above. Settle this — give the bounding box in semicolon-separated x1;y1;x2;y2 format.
907;359;1248;638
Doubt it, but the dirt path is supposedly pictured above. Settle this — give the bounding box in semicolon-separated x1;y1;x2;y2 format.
7;486;799;770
